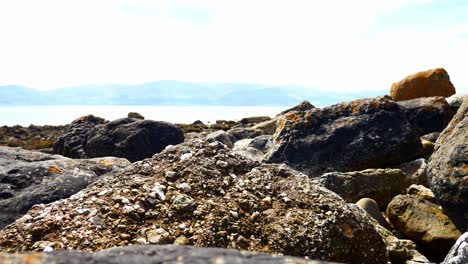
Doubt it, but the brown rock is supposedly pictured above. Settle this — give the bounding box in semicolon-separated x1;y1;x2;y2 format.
390;68;456;101
386;194;461;262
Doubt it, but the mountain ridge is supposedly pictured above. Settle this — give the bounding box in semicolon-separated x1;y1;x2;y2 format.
0;81;387;107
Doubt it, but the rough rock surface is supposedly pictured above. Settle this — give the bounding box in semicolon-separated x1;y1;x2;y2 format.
427;98;468;232
232;136;274;161
84;118;184;162
387;194;461;261
0;139;387;264
0;147;130;229
421;132;440;143
53;115;107;159
318;169;406;210
393;158;429;187
265;96;423;176
278;101;315;116
407;184;436;204
397;97;455;136
127;112;145;120
390;68;456;101
357;208;430;264
444;232;468;264
0;245;326;264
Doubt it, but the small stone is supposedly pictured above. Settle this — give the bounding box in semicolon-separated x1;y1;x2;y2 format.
174;235;190;245
171;194;195;213
216;160;228;168
135;237;147;244
262;196;272;205
230;210;239;219
147;228;170;244
120;233;131;240
177;183;192;193
180;153;193;161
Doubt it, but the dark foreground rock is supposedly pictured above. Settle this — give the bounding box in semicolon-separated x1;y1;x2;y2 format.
397;96;455;136
0;147;130;229
0;139;387;264
54;116;184;162
427;98;468;232
318;169;407;210
387;194;461;262
265;96;423;176
444;232;468;264
0;245;326;264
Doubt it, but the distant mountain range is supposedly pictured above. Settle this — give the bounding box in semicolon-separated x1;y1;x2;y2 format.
0;81;387;107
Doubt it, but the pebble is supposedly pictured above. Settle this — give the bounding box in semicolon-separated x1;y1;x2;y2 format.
177;183;192;193
171;194;195;213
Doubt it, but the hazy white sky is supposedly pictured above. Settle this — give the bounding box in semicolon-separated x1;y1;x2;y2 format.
0;0;467;92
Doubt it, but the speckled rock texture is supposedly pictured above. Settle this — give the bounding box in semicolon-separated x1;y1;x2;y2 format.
265;96;423;177
0;139;387;264
53;115;106;159
318;169;407;210
397;96;455;136
387;194;461;262
427;98;468;232
0;147;130;229
444;232;468;264
0;245;329;264
390;68;456;101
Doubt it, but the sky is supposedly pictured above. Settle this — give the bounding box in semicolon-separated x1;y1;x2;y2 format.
0;0;467;92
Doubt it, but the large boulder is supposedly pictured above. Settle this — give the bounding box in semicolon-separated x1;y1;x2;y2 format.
397;96;455;136
84;118;184;162
318;169;407;210
53;115;106;158
427;98;468;232
265;96;423;176
55;116;184;162
390;68;456;101
0;139;387;263
0;245;328;264
387;194;461;262
0;147;130;229
444;232;468;264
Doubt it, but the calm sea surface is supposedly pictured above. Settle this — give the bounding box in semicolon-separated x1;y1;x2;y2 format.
0;105;290;126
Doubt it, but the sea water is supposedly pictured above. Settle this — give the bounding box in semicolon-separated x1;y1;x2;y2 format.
0;105;289;126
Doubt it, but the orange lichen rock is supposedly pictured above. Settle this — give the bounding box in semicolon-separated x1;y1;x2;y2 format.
390;68;456;101
98;159;113;168
48;165;63;173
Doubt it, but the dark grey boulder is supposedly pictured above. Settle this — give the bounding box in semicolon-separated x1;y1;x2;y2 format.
53;115;106;159
427;98;468;232
265;96;423;176
84;118;184;162
397;96;455;136
55;116;184;162
0;147;130;229
0;245;328;264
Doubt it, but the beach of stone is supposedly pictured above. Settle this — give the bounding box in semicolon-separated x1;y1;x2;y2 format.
0;68;467;264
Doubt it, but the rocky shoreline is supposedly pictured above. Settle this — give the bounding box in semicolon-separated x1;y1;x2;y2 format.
0;68;467;263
